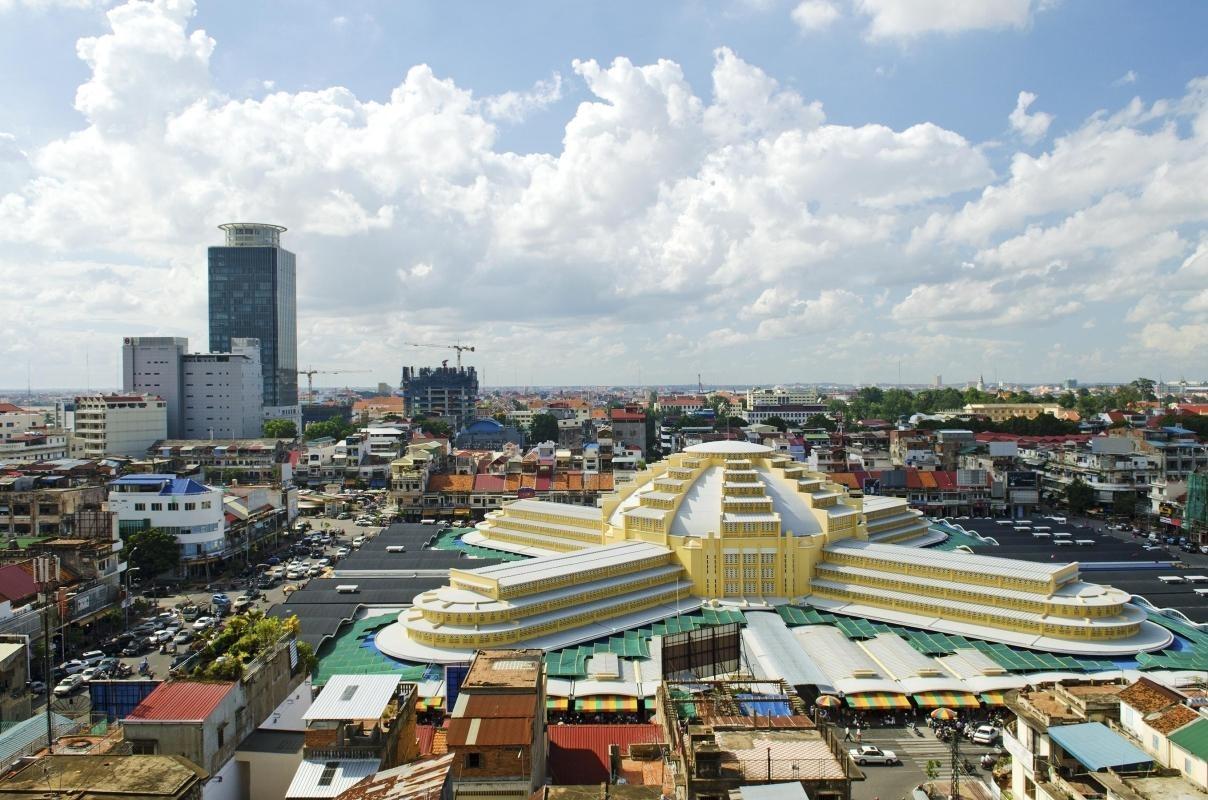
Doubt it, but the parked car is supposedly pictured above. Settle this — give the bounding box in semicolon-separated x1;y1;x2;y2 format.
352;536;365;548
80;650;106;666
153;629;173;643
121;641;148;657
53;675;84;696
79;667;104;684
849;745;899;766
335;547;350;558
193;616;216;631
56;659;85;676
971;726;999;745
97;657;119;674
28;680;46;695
232;598;253;614
173;629;195;644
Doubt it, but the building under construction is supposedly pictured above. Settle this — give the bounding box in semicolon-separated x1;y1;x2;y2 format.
401;364;479;427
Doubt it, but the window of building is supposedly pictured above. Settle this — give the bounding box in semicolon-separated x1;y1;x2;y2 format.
167;503;179;511
184;502;196;511
129;739;157;755
466;753;481;769
133;503;145;511
150;503;162;511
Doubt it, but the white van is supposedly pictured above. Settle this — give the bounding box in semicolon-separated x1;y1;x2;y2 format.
352;536;366;549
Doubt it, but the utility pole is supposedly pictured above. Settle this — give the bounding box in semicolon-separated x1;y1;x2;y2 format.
42;580;58;755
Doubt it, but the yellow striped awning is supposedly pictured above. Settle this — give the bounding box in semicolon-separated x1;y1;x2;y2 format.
547;697;569;711
415;696;443;710
912;691;980;708
980;691;1007;706
575;696;639;712
846;692;910;710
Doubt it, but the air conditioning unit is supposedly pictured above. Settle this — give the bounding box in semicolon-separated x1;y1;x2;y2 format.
335;585;359;594
386;545;406;553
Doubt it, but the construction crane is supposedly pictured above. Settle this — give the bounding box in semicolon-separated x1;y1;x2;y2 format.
292;368;371;400
403;342;476;368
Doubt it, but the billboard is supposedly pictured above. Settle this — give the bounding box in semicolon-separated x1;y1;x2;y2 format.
1007;471;1039;489
661;623;741;679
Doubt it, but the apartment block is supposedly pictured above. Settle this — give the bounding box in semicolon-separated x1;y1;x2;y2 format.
73;394;167;458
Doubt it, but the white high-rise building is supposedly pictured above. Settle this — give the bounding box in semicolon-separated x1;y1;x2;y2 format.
123;336;264;439
73;394;168;458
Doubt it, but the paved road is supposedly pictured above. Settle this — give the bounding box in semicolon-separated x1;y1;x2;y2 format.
849;727;1001;800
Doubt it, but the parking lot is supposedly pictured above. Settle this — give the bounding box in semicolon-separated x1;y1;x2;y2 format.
36;510;385;714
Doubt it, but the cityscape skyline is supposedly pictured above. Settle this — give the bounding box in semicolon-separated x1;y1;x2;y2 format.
1;1;1206;388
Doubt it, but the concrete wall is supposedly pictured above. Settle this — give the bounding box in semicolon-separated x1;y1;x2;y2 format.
202;754;240;800
234;739;302;800
123;337;187;439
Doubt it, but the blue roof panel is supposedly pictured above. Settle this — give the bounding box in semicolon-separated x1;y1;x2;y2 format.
1047;722;1153;772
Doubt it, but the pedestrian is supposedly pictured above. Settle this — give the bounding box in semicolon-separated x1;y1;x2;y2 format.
856;729;863;743
844;726;852;741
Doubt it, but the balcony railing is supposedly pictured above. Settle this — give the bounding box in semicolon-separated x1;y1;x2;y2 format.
304;745;384;760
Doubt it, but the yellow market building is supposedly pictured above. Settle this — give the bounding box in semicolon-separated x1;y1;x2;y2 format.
375;441;1171;663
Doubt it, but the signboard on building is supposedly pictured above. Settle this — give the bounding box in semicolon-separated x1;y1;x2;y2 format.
661;623;741;679
956;469;986;487
1007;471;1038;488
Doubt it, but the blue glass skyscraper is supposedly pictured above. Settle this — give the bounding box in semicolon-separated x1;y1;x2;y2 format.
208;223;298;413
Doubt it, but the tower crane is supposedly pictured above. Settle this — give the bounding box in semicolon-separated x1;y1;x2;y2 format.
292;368;371;400
403;342;476;368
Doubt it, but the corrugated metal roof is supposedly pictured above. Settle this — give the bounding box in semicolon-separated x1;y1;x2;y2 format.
285;758;379;799
415;725;436;757
1169;718;1208;760
1047;722;1153;772
335;753;454;800
548;724;664;784
125;680;234;722
738;783;811;800
454;693;538;719
0;712;76;764
304;674;401;721
446;716;532;747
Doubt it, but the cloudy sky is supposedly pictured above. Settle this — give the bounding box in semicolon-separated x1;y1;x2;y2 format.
1;0;1206;390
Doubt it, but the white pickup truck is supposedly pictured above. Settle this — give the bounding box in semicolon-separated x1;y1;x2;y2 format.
849;745;900;765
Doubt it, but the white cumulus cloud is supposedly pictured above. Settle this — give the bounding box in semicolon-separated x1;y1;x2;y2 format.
1008;90;1053;144
791;0;841;32
1;0;1206;386
854;0;1037;40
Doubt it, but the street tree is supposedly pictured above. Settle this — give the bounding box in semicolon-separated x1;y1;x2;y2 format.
528;413;559;444
262;419;297;438
124;527;179;578
1066;478;1095;516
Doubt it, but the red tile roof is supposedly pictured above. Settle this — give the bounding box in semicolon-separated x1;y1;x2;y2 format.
125;680;235;722
428;475;474;492
0;403;27;413
548;725;664;784
610;410;645;422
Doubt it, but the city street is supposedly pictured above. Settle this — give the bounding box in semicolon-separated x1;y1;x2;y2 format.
35;515;382;718
847;726;1001;800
